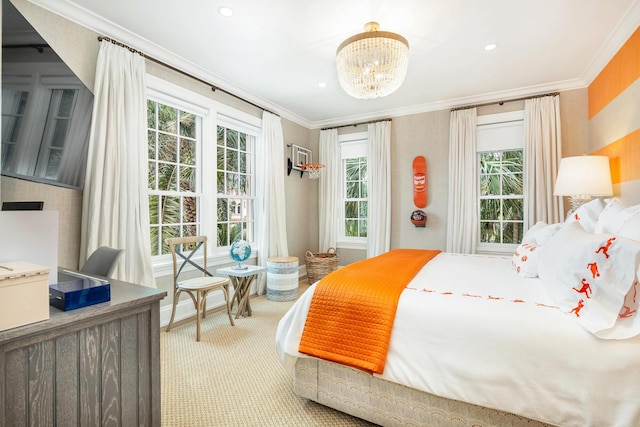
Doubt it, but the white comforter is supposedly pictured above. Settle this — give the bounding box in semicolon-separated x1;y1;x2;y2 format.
276;253;640;427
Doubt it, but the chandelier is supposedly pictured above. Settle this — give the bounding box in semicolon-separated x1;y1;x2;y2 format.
336;22;409;99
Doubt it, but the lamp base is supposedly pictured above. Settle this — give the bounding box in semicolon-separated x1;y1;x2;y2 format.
567;195;593;216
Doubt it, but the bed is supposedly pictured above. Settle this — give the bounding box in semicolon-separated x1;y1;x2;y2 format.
276;198;640;427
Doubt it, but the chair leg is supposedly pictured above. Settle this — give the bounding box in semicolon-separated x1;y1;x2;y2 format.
195;291;202;342
165;289;182;333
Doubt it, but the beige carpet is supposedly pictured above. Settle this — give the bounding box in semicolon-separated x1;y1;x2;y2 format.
160;282;375;426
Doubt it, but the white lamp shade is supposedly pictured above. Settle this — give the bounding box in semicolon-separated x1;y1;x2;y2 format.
554;155;613;196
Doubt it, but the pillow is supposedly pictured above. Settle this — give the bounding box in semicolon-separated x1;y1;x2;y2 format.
511;242;541;278
565;198;603;233
512;222;562;277
522;221;548;244
617;206;640;242
594;199;627;234
538;221;640;338
530;222;563;246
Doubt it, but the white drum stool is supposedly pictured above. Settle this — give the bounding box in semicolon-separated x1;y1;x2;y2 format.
266;256;298;301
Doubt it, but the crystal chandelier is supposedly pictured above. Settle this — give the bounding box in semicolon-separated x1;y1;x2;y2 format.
336;22;409;99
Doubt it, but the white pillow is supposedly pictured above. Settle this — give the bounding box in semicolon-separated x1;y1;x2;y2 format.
522;221;548;244
538;221;640;338
617;206;640;242
565;198;604;233
594;199;627;234
530;222;563;246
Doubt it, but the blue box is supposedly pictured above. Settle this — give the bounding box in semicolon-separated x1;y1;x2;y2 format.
49;276;111;311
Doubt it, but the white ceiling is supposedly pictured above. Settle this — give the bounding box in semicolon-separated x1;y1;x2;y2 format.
21;0;640;128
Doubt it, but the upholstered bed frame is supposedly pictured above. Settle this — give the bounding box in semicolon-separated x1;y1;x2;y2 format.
292;356;550;427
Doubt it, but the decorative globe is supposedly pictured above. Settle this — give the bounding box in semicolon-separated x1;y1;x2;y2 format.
230;240;251;269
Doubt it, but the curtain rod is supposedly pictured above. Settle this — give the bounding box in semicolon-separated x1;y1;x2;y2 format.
321;118;392;131
450;92;560;112
97;36;278;116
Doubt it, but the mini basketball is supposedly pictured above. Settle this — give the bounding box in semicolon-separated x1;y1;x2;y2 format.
410;210;427;227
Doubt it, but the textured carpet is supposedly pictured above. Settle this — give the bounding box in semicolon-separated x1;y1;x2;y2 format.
160;283;375;426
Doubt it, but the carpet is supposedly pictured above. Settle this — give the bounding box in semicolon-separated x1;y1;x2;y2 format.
160;282;376;426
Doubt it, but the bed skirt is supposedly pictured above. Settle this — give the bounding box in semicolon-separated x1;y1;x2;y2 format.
293;357;552;427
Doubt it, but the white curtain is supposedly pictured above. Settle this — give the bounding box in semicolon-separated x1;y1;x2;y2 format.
256;111;289;294
367;121;391;258
524;95;564;224
318;128;340;252
446;108;478;254
80;42;156;287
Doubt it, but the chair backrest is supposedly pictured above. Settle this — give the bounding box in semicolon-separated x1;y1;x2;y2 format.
80;246;124;278
165;236;211;287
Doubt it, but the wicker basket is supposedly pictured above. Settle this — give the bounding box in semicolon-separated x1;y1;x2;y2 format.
305;247;339;283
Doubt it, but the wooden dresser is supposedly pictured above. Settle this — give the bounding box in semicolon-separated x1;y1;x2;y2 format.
0;276;166;426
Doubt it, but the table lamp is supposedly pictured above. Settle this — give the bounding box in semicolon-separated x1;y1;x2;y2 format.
554;155;613;213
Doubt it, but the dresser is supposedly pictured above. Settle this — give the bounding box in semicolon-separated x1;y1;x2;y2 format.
0;276;166;426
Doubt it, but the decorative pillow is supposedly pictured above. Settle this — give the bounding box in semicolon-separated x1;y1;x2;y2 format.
565;198;604;233
538;221;640;338
530;222;563;246
511;242;541;278
617;206;640;242
594;199;627;234
522;221;548;244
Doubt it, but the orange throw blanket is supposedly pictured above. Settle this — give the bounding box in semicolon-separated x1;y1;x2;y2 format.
298;249;441;374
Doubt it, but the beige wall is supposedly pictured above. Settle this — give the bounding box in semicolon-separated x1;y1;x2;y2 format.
1;0;591;274
337;88;590;264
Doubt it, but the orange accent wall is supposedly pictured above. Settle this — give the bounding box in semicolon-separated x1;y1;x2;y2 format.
588;26;640;119
592;129;640;184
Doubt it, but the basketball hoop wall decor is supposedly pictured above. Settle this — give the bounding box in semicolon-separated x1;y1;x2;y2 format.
411;209;427;227
287;143;324;179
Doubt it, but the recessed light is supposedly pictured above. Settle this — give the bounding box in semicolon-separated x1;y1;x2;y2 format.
219;6;234;17
484;43;497;51
318;82;327;88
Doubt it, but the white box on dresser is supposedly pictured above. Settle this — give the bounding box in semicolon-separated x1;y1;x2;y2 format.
0;261;50;331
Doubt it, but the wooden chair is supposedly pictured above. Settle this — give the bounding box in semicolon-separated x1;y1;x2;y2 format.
165;236;234;341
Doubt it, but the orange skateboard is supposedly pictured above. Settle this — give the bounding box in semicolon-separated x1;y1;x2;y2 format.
413;156;427;208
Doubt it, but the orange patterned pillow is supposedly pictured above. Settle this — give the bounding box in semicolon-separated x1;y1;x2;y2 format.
511;242;540;278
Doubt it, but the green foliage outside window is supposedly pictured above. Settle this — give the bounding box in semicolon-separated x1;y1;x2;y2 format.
344;157;368;238
216;125;253;247
147;100;198;255
479;150;524;244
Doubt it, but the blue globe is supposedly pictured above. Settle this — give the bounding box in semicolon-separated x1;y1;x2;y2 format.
230;240;251;264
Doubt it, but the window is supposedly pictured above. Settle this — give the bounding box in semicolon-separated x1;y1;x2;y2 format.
479;150;524;244
146;76;259;261
476;112;525;252
1;63;93;188
147;99;201;256
338;132;368;248
216;121;255;247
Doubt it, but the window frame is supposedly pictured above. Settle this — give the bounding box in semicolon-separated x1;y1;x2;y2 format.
146;75;260;277
336;131;368;250
214;114;258;248
476;111;527;254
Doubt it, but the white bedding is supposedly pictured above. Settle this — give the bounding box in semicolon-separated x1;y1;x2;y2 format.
276;253;640;427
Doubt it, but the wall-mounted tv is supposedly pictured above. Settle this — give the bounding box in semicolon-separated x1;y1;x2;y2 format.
1;0;93;190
